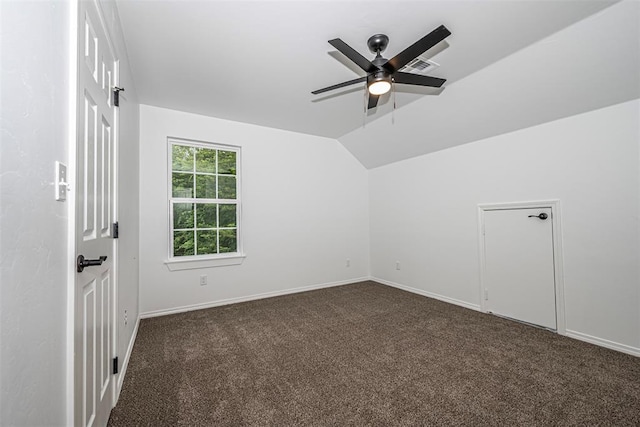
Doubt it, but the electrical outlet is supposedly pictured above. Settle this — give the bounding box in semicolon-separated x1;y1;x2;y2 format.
396;261;401;270
346;258;350;267
200;275;207;286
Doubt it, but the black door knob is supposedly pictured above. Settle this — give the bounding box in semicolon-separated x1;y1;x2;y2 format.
528;213;548;220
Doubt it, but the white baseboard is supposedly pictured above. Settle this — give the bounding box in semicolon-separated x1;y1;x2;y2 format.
140;277;370;319
114;315;140;404
371;278;639;358
131;278;638;380
371;277;481;312
565;329;640;357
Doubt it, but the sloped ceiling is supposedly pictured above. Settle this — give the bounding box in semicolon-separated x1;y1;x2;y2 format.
115;0;638;168
340;0;640;168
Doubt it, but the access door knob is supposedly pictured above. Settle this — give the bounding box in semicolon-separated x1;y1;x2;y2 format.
528;213;548;220
77;255;107;272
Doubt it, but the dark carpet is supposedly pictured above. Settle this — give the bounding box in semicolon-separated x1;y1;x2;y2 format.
108;281;640;426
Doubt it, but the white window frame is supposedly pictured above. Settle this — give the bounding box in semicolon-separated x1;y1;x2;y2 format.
165;137;245;270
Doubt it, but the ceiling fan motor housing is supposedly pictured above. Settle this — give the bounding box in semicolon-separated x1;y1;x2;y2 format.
372;55;388;67
368;70;391;85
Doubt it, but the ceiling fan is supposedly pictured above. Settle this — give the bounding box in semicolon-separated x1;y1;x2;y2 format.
312;25;451;109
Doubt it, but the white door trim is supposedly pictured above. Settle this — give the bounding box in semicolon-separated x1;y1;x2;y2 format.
477;200;566;335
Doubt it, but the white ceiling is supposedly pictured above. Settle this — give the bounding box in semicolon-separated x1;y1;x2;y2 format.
116;0;620;141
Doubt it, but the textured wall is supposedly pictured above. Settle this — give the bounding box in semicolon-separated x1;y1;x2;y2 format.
0;1;72;424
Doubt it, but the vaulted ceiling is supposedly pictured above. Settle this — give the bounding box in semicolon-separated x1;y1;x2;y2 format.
116;0;639;168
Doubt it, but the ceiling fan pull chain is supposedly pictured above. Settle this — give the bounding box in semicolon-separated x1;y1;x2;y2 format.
363;83;367;128
392;79;396;125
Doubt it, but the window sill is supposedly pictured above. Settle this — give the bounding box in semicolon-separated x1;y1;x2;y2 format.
164;254;246;271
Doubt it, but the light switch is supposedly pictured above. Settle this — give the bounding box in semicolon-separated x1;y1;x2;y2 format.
55;161;68;201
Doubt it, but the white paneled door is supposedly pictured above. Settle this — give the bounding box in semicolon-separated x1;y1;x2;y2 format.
75;1;117;426
483;208;557;330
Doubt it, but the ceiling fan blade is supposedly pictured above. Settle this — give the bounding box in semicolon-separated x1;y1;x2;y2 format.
311;76;367;95
383;25;451;73
367;94;379;110
393;72;446;88
328;38;379;73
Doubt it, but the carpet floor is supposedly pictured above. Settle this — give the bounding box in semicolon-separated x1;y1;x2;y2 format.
108;281;640;426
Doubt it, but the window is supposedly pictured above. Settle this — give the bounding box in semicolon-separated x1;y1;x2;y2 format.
169;139;240;259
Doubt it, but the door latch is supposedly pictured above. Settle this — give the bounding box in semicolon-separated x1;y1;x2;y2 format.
528;213;548;220
77;255;107;272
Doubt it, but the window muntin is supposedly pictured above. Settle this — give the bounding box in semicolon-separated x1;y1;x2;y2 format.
169;139;240;258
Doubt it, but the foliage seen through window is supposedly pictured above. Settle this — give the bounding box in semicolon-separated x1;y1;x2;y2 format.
170;142;239;257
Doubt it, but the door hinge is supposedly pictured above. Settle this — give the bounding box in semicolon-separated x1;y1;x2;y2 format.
112;221;119;239
484;289;489;300
113;86;125;107
113;357;119;374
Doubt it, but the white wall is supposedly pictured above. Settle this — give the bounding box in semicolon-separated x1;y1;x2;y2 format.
369;100;640;354
0;1;72;424
139;105;369;315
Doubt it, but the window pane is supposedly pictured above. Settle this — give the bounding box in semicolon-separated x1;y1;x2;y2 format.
195;174;216;199
197;230;217;255
173;203;194;229
219;204;236;227
196;203;217;228
218;176;236;199
218;150;236;175
219;229;237;253
195;147;216;173
173;231;195;256
170;141;240;259
172;173;193;198
172;145;194;172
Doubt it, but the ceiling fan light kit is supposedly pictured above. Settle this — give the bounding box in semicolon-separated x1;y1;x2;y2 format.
368;72;391;95
312;25;451;110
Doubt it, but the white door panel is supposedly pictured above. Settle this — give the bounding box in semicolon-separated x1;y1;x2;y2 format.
76;2;117;426
484;208;557;330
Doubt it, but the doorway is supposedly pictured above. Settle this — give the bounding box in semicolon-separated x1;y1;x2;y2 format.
74;1;119;426
478;201;565;333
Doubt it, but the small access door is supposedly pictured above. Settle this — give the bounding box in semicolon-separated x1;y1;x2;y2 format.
482;207;557;330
